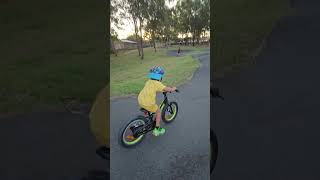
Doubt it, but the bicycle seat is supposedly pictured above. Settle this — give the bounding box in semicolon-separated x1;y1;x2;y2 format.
139;108;150;114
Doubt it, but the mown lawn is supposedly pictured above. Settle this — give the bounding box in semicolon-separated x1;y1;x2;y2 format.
110;47;205;97
0;0;106;114
212;0;292;78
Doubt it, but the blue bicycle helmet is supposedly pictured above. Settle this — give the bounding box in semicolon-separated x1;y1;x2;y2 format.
148;66;165;80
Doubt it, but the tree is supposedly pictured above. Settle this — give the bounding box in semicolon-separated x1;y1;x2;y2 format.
121;0;142;56
121;0;149;60
110;0;121;56
133;17;141;56
175;0;210;46
110;29;119;56
126;34;141;42
201;0;210;42
145;0;166;52
175;0;192;45
137;0;149;59
188;0;205;46
160;6;178;48
196;0;210;44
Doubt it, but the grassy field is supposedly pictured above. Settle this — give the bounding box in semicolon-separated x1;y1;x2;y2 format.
0;1;106;114
212;0;292;78
110;46;206;97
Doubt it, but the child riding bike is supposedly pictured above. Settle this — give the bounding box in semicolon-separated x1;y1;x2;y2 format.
138;66;176;137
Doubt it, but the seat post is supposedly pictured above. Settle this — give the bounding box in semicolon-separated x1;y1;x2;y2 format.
140;108;152;117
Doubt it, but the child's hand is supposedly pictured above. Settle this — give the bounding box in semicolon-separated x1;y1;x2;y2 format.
164;86;177;92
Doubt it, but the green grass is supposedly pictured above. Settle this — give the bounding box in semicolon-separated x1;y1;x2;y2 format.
0;0;106;114
110;47;204;97
212;0;292;78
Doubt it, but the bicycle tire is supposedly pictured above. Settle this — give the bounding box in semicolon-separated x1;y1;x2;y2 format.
210;129;218;173
162;102;178;123
119;116;146;148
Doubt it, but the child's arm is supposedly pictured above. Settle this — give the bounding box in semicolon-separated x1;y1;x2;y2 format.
163;86;177;92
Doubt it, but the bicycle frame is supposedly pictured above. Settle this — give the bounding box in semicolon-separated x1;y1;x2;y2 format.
160;92;169;111
133;92;170;137
131;117;154;138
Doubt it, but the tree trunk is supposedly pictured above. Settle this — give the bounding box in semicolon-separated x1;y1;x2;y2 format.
197;30;200;45
133;19;140;56
185;33;188;46
153;32;157;52
139;19;144;60
192;30;195;47
135;32;141;56
202;30;205;45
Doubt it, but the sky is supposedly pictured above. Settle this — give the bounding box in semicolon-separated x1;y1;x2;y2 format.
112;0;178;39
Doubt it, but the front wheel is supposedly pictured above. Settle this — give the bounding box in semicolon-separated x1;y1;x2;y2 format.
119;117;146;148
162;102;178;123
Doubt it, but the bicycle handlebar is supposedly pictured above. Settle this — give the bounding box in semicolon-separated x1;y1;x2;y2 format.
163;89;179;94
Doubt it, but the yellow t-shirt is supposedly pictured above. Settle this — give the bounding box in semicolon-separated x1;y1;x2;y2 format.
89;85;109;147
138;80;166;106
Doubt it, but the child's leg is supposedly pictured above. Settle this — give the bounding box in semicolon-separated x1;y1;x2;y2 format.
153;107;165;136
155;108;161;127
143;104;165;136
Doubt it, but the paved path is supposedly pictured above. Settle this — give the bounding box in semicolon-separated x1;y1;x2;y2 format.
212;0;320;179
110;50;210;180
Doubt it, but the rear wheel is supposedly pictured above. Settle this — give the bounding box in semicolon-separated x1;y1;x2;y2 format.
162;102;178;123
119;117;146;148
210;130;218;173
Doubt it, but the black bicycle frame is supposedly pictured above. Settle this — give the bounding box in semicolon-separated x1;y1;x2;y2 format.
131;112;154;138
132;92;170;137
160;92;169;110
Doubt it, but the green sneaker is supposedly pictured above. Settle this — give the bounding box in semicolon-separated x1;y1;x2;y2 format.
153;127;166;136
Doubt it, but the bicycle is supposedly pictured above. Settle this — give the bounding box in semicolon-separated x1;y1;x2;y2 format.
120;89;179;147
210;86;224;173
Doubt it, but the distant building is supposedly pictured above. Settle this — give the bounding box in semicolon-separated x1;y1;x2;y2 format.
114;39;137;50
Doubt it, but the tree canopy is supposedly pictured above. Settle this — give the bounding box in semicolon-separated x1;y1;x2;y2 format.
113;0;210;57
